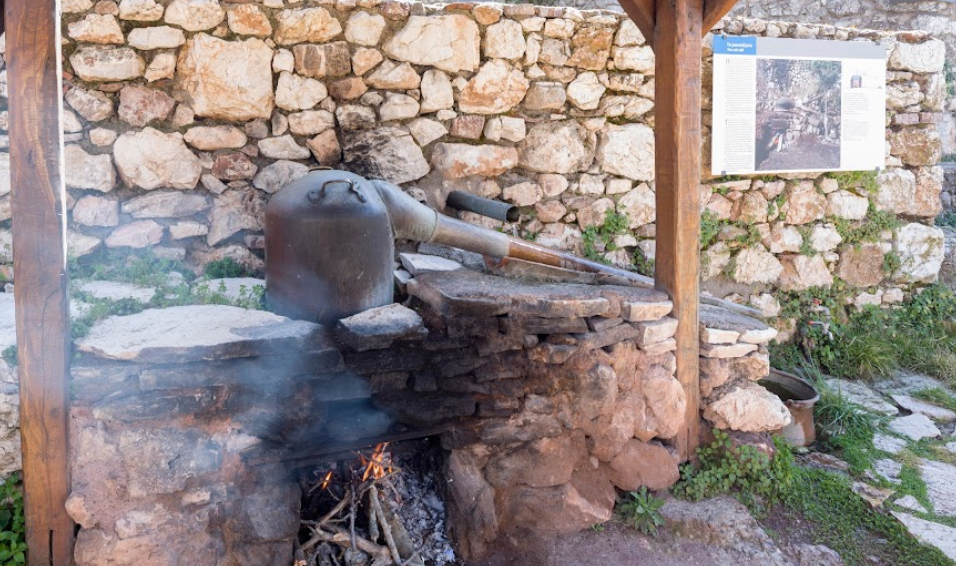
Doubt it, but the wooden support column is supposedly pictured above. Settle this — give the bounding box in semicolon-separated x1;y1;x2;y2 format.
653;0;703;461
6;0;76;563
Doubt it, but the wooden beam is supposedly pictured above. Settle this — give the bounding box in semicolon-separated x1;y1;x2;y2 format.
617;0;656;50
702;0;739;34
653;0;703;462
6;0;76;563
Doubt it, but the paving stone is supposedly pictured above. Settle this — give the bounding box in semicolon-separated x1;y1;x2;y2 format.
870;458;903;485
892;512;956;561
873;371;951;396
919;459;956;517
873;433;908;455
893;495;927;514
335;303;427;352
825;378;899;416
891;394;956;422
888;414;941;441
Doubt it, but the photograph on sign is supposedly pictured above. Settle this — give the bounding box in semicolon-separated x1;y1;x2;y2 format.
711;36;886;175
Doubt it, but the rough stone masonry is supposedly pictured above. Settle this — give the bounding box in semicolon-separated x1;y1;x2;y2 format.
64;265;785;565
9;0;936;332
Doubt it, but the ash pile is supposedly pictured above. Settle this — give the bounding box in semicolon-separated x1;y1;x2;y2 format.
298;440;456;566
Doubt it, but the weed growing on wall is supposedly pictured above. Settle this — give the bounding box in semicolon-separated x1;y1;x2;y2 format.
831;204;901;247
826;170;879;195
582;210;655;277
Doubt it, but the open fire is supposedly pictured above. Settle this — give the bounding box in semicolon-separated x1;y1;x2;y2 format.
299;441;455;566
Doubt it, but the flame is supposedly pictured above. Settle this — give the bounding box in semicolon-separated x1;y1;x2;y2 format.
360;443;391;482
319;470;333;491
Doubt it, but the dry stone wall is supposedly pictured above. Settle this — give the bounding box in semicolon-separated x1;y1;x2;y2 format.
0;3;940;337
64;266;784;565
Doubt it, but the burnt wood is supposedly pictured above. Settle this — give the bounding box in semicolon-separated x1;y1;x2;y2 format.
6;0;76;563
652;0;706;461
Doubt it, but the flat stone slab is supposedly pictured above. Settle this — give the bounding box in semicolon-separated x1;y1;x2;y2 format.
699;304;777;344
869;459;903;485
888;414;941;441
76;305;321;362
76;280;157;303
873;371;951;396
195;277;265;301
399;253;463;276
892;512;956;561
919;459;956;517
825;378;899;416
407;271;670;320
893;495;927;514
0;294;15;351
891;394;956;422
873;433;908;455
335;303;427;352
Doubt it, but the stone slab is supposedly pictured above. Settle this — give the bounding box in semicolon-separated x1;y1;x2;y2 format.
335;303;427;352
699;304;775;345
824;378;899;416
873;433;908;455
891;394;956;422
919;459;956;517
892;512;956;561
888;414;941;441
852;482;895;508
407;271;671;321
399;253;464;276
893;495;928;514
873;371;951;396
870;458;903;485
75;305;320;362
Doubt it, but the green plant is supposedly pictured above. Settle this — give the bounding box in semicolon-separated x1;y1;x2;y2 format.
633;249;655;278
699;209;721;250
780;467;951;566
808;369;880;473
204;257;245;279
672;430;794;504
616;487;665;536
0;348;14;368
912;387;956;412
882;251;901;275
826;170;879;195
0;473;26;564
937;211;956;228
831;205;901;247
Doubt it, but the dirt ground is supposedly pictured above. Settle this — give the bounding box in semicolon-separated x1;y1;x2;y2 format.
469;522;778;566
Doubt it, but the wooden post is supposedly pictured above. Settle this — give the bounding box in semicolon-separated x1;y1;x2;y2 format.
653;0;704;462
6;0;76;563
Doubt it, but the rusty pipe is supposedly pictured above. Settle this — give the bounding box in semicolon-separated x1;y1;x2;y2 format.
370;180;764;319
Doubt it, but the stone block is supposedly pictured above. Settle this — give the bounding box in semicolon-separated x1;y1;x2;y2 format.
606;440;679;491
335;304;427;352
633;317;678;346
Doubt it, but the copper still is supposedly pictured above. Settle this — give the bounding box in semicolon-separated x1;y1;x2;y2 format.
265;170;764;324
265;170;394;324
